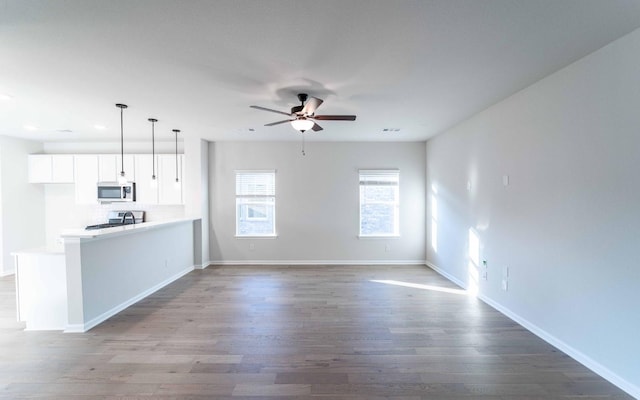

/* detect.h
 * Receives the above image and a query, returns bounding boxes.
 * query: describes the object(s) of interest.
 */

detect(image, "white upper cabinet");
[98,154,135,182]
[28,154,74,183]
[74,155,99,204]
[158,154,183,205]
[133,154,159,205]
[28,153,182,205]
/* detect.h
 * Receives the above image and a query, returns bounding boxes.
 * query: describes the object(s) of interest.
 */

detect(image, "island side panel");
[78,221,195,331]
[64,239,85,332]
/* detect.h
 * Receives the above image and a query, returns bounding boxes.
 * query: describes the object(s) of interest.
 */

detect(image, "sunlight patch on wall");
[467,228,480,296]
[431,194,438,252]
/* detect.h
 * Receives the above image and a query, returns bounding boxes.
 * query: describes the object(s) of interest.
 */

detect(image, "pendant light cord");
[172,129,180,182]
[175,131,178,181]
[120,106,124,175]
[149,118,157,179]
[152,121,155,177]
[115,104,128,180]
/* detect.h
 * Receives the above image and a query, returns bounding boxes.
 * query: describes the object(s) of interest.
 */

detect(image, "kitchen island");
[14,217,201,332]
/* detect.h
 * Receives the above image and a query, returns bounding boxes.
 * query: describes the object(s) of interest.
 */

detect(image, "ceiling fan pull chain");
[301,133,306,156]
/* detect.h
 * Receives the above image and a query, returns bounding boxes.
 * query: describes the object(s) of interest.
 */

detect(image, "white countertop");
[59,217,201,241]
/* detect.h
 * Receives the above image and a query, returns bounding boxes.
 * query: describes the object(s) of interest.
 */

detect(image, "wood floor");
[0,265,632,399]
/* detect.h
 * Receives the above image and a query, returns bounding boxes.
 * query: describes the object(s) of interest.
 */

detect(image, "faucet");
[121,211,136,225]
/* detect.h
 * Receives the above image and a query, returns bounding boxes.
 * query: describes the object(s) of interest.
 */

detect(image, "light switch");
[503,175,509,186]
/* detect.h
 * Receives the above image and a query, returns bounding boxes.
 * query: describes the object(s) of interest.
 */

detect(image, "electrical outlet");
[385,244,390,252]
[249,243,255,251]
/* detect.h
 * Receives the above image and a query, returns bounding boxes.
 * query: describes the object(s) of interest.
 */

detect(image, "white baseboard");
[209,259,426,266]
[425,260,640,399]
[425,261,466,289]
[194,262,209,270]
[64,265,194,333]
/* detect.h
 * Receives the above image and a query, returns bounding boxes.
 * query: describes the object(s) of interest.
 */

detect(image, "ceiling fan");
[250,93,356,133]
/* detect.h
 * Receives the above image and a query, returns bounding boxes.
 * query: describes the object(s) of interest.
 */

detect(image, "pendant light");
[172,129,180,188]
[116,103,128,184]
[148,118,158,188]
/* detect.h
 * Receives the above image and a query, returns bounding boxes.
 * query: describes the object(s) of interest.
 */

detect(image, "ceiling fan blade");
[312,123,323,132]
[250,105,291,116]
[264,119,292,126]
[302,97,323,115]
[313,115,357,121]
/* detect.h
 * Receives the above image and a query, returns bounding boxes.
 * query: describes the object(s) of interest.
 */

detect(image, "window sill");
[235,235,278,239]
[358,235,400,239]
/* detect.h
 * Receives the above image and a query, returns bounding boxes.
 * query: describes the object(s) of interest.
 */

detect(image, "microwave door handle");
[122,187,126,199]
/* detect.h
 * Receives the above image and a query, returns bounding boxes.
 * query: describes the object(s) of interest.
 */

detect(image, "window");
[359,170,400,237]
[236,171,276,236]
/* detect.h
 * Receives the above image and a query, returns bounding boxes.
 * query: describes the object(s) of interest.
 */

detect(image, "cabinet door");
[98,155,117,182]
[74,155,99,204]
[133,154,159,204]
[51,155,74,183]
[98,154,134,182]
[28,155,52,183]
[158,154,183,205]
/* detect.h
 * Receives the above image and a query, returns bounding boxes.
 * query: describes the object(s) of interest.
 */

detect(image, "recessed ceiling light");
[94,124,107,130]
[23,124,38,131]
[0,93,13,101]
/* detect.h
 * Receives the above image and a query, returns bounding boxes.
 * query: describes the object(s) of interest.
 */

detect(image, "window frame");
[358,169,400,238]
[235,170,277,238]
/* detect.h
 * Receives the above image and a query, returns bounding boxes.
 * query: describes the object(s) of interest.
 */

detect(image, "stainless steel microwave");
[97,182,136,202]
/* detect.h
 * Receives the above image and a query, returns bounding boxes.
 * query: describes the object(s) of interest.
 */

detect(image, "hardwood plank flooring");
[0,265,632,399]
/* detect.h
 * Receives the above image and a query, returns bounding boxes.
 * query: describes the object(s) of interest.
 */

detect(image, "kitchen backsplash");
[44,184,185,248]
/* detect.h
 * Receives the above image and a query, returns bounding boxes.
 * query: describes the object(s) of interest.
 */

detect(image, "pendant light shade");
[116,103,128,184]
[148,118,158,188]
[172,129,180,188]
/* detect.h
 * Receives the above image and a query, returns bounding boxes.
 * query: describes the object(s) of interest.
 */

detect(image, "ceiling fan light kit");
[291,118,314,132]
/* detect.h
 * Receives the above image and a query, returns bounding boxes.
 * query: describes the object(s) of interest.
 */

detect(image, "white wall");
[184,138,210,268]
[426,28,640,397]
[209,141,425,264]
[0,136,45,275]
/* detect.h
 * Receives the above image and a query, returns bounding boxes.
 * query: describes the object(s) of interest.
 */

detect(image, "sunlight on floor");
[370,279,468,296]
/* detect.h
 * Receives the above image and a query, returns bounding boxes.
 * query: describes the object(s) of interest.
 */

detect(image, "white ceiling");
[2,0,640,144]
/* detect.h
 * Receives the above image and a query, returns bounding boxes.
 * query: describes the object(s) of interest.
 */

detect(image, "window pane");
[236,172,275,196]
[359,170,399,236]
[236,197,275,236]
[360,203,397,235]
